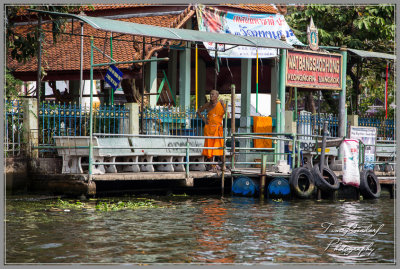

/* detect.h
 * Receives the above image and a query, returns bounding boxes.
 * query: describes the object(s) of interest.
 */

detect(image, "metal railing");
[5,99,24,157]
[38,101,130,156]
[140,106,206,136]
[358,117,395,140]
[297,111,339,138]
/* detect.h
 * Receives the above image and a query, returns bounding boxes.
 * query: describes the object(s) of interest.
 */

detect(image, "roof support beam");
[179,45,191,110]
[239,58,252,165]
[339,46,348,138]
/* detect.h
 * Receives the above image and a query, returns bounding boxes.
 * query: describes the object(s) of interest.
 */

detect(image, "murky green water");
[5,194,395,264]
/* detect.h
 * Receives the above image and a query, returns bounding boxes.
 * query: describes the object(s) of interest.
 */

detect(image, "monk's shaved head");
[210,89,219,96]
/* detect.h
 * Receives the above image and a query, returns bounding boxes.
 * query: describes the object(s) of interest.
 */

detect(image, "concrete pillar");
[270,60,279,118]
[238,58,252,165]
[23,99,39,158]
[285,110,296,134]
[179,46,191,110]
[339,46,348,137]
[348,115,358,127]
[148,56,158,107]
[279,48,287,135]
[126,103,139,134]
[167,50,178,99]
[197,57,207,108]
[278,46,287,160]
[240,58,252,130]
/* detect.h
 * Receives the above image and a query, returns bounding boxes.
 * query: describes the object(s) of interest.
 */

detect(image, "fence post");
[126,103,139,135]
[23,99,39,159]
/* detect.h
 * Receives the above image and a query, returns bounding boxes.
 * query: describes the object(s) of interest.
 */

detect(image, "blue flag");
[104,65,123,91]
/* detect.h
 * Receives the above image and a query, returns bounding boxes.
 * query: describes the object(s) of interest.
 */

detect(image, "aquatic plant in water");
[95,200,159,211]
[50,199,160,212]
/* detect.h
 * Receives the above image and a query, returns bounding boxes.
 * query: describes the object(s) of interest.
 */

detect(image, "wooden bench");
[54,136,143,174]
[134,136,206,172]
[54,136,211,174]
[374,142,396,172]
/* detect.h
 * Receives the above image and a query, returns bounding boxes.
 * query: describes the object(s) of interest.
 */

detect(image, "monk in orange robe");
[197,90,226,170]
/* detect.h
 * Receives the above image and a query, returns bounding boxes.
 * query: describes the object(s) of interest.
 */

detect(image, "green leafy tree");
[5,68,23,100]
[6,5,93,99]
[6,5,91,63]
[286,4,395,116]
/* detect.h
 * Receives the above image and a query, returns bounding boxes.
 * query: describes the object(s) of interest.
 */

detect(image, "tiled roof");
[7,14,182,74]
[84,4,153,11]
[220,4,278,14]
[8,4,278,78]
[13,5,85,17]
[12,4,152,18]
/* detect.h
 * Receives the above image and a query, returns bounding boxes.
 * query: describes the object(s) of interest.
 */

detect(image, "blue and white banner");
[196,5,303,58]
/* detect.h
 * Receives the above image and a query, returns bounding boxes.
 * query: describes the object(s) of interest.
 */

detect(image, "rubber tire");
[312,164,340,192]
[359,169,381,199]
[289,167,315,199]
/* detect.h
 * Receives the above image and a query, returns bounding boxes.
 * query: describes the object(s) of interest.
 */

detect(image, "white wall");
[251,93,271,116]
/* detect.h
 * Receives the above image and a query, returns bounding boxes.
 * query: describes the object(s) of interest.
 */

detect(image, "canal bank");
[6,155,395,201]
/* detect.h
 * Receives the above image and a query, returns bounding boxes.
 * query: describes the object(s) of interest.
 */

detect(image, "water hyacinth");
[50,198,160,212]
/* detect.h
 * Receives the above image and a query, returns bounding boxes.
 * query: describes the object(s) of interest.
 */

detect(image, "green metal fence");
[140,106,206,136]
[358,116,395,140]
[39,101,130,156]
[297,112,339,137]
[5,99,24,156]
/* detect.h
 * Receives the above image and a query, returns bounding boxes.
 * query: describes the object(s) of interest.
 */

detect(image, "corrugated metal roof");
[348,48,396,60]
[28,9,293,50]
[295,44,396,60]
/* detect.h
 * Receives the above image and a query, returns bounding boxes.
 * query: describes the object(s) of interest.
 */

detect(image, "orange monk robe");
[202,101,226,159]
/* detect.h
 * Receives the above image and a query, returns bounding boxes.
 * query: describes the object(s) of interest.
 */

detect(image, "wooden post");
[221,104,228,196]
[231,84,236,188]
[231,84,236,171]
[319,121,328,172]
[260,154,267,200]
[36,15,42,137]
[140,37,145,134]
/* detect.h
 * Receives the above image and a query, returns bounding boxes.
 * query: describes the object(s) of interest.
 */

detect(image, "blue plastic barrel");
[232,176,259,196]
[267,177,291,198]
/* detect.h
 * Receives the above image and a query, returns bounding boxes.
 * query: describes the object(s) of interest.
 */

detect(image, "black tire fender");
[289,167,315,198]
[359,169,381,199]
[312,164,340,192]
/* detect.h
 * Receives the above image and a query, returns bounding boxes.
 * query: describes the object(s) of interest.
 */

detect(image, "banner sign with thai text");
[196,5,303,58]
[286,50,342,90]
[105,65,123,91]
[349,126,377,170]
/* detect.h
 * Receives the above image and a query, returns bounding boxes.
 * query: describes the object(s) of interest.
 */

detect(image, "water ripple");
[5,195,395,264]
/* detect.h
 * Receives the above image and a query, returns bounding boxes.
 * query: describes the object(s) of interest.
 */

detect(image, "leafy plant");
[5,68,23,99]
[6,5,90,63]
[95,200,159,211]
[50,198,161,212]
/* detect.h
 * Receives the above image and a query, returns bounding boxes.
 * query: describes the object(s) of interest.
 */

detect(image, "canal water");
[5,194,395,264]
